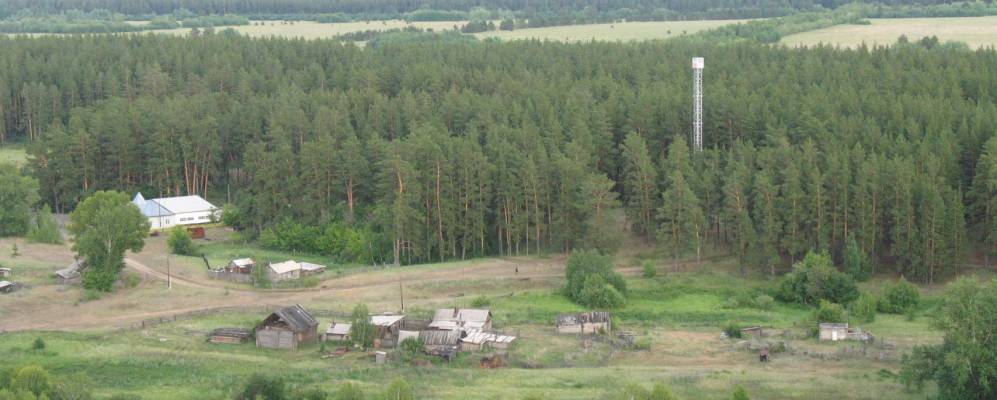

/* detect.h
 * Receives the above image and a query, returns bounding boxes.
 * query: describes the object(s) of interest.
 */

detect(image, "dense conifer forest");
[0,32,993,281]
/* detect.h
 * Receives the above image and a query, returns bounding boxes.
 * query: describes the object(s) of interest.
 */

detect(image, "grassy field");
[781,16,997,49]
[476,20,749,42]
[1,229,951,399]
[138,20,465,39]
[0,145,27,166]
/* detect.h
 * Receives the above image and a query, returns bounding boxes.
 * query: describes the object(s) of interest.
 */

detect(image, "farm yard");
[781,16,997,49]
[0,227,958,399]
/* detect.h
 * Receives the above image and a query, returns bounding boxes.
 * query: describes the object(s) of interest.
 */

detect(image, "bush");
[350,304,375,350]
[470,295,491,308]
[633,337,652,351]
[843,236,870,281]
[723,323,743,339]
[577,274,626,309]
[731,386,750,400]
[235,374,286,400]
[878,277,920,314]
[120,272,141,288]
[777,251,858,306]
[851,293,877,323]
[167,227,196,256]
[383,378,413,400]
[642,261,657,279]
[27,205,63,244]
[14,365,49,396]
[336,382,364,400]
[31,338,45,350]
[754,294,775,310]
[811,300,846,336]
[565,249,626,307]
[400,337,424,356]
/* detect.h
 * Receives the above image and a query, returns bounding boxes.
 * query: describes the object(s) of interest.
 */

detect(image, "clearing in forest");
[781,16,997,49]
[475,19,750,42]
[138,19,466,39]
[0,146,27,166]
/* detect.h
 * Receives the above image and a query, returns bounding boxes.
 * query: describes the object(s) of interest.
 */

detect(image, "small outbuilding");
[325,322,352,342]
[818,323,850,341]
[740,326,764,339]
[256,304,319,350]
[226,258,255,274]
[419,329,463,359]
[429,308,492,331]
[555,312,611,334]
[300,262,327,276]
[186,226,206,239]
[0,267,11,277]
[209,328,252,344]
[268,260,302,282]
[0,281,16,294]
[460,330,516,352]
[55,259,86,284]
[371,314,405,348]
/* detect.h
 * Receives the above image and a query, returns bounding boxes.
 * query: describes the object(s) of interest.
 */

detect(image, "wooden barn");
[555,312,612,334]
[209,328,252,344]
[226,258,255,274]
[255,305,318,350]
[371,314,405,348]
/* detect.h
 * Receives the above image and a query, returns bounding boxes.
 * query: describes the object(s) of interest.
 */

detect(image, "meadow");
[0,226,953,399]
[781,16,997,49]
[0,145,27,166]
[139,20,465,39]
[475,20,749,42]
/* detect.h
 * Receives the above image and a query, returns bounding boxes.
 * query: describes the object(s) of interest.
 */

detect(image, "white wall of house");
[149,211,215,230]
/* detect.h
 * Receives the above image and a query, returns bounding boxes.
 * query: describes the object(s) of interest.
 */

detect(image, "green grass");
[0,145,27,167]
[781,16,997,49]
[475,20,750,42]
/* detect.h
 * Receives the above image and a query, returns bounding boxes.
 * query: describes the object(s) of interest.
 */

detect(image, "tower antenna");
[692,57,704,152]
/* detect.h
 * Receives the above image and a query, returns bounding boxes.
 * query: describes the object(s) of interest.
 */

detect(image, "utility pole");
[167,255,172,290]
[399,278,405,312]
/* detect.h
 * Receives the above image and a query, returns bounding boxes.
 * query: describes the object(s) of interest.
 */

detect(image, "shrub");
[470,295,491,308]
[383,378,413,400]
[350,304,375,350]
[642,261,657,279]
[14,365,49,396]
[577,274,626,309]
[851,293,877,323]
[843,236,870,281]
[400,337,424,355]
[236,373,286,400]
[293,388,328,400]
[31,338,45,350]
[336,382,364,400]
[754,294,775,310]
[565,249,626,307]
[731,386,750,400]
[878,277,920,314]
[811,300,846,336]
[27,205,63,244]
[723,323,743,339]
[633,337,652,351]
[777,251,858,306]
[167,227,196,256]
[120,272,141,288]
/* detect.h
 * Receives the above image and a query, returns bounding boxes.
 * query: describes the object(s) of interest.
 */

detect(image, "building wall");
[269,269,300,282]
[148,210,216,230]
[819,327,849,341]
[556,324,583,334]
[257,328,297,349]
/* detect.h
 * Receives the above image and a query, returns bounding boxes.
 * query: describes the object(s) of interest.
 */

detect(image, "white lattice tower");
[692,57,704,152]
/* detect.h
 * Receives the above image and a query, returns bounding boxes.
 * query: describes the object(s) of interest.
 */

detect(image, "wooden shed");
[300,262,327,276]
[255,305,319,350]
[740,326,764,339]
[325,322,352,342]
[0,281,16,294]
[460,330,516,352]
[0,267,11,278]
[429,308,492,331]
[225,258,255,274]
[267,260,301,282]
[209,328,252,344]
[556,312,611,334]
[419,329,463,359]
[54,259,85,284]
[818,323,849,341]
[371,314,405,348]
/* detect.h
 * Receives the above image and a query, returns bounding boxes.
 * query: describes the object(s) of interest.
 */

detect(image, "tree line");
[0,33,991,277]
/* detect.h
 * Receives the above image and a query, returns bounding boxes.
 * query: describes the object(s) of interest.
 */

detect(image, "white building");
[132,193,219,230]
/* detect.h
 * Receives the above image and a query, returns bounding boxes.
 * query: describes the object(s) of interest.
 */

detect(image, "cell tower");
[692,57,704,152]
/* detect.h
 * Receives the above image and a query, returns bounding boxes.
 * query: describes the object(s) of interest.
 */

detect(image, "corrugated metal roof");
[264,304,318,332]
[371,315,404,327]
[461,329,516,345]
[268,260,301,274]
[231,258,255,267]
[327,322,352,335]
[300,262,326,272]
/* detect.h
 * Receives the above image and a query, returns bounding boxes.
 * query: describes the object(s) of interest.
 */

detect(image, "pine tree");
[658,170,705,263]
[620,132,658,239]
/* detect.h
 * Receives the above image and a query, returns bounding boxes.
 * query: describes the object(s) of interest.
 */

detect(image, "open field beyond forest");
[134,20,466,39]
[0,145,27,166]
[475,20,750,42]
[781,16,997,49]
[0,227,977,399]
